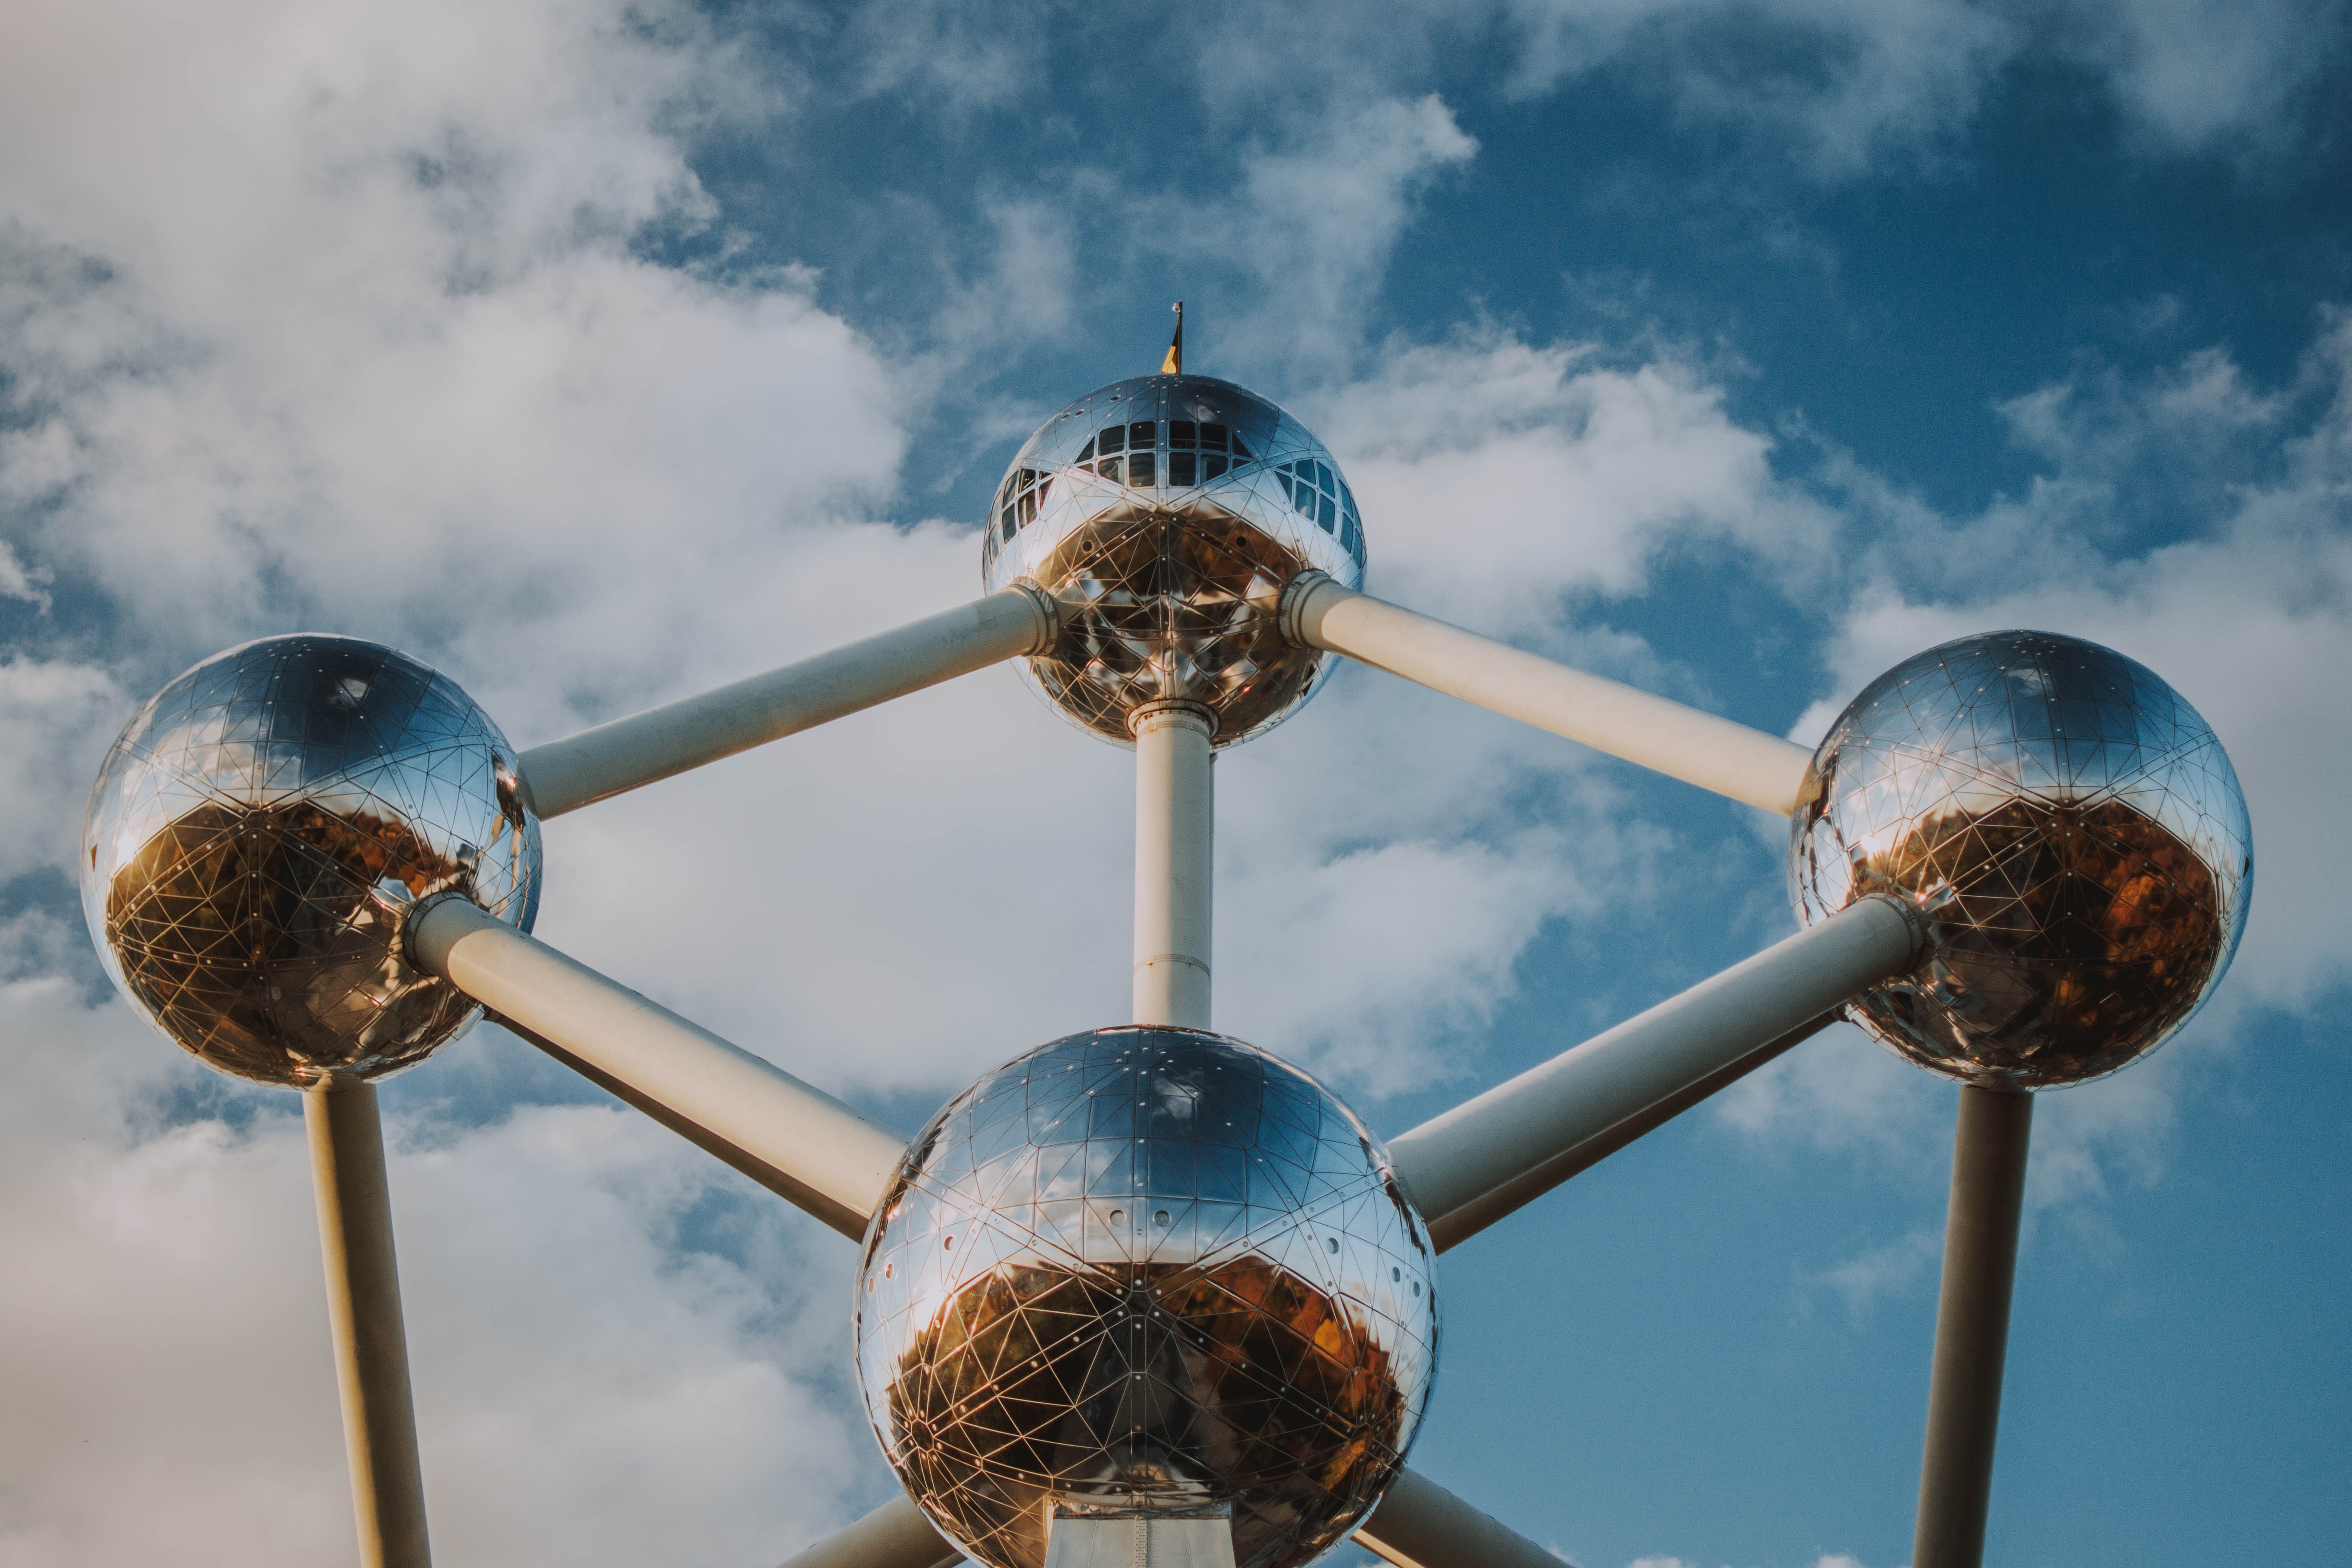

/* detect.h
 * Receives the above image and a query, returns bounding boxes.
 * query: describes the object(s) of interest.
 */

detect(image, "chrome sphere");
[855,1027,1436,1568]
[980,374,1366,748]
[1791,630,2251,1089]
[80,634,542,1087]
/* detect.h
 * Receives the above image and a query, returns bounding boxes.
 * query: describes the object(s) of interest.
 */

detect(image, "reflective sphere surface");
[1791,630,2251,1088]
[980,374,1366,748]
[856,1027,1436,1568]
[81,635,541,1087]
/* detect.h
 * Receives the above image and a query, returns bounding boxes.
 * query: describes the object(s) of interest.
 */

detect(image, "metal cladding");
[80,634,542,1087]
[981,374,1366,748]
[1790,629,2251,1089]
[855,1027,1437,1568]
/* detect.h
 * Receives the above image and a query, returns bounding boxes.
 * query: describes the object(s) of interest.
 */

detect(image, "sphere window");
[1127,450,1155,487]
[1096,456,1122,483]
[1168,451,1197,487]
[1170,421,1198,447]
[1127,420,1157,450]
[1098,425,1126,453]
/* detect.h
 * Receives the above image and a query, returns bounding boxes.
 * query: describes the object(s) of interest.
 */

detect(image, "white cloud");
[0,919,876,1568]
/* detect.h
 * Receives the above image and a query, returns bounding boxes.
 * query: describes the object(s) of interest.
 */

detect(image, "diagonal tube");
[1355,1467,1570,1568]
[410,898,906,1240]
[1387,896,1922,1251]
[1281,573,1815,817]
[1912,1084,2034,1568]
[774,1494,962,1568]
[306,1081,432,1568]
[519,585,1056,818]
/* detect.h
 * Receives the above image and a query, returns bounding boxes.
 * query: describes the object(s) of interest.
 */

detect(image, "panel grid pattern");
[81,634,542,1086]
[1791,629,2251,1087]
[857,1028,1437,1568]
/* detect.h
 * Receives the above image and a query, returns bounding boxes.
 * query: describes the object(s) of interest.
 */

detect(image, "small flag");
[1161,301,1183,375]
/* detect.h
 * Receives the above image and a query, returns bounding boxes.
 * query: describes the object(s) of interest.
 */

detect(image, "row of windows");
[991,430,1361,565]
[1076,420,1253,461]
[1276,459,1363,560]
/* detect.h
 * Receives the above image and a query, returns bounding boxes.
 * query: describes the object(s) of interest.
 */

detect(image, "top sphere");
[981,374,1365,748]
[1790,629,2251,1089]
[855,1026,1436,1568]
[80,634,541,1087]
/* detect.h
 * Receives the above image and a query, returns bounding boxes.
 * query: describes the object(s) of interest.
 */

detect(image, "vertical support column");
[1912,1084,2034,1568]
[1131,701,1215,1030]
[306,1081,433,1568]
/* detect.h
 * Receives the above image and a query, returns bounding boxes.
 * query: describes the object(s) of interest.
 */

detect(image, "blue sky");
[2,3,2348,1566]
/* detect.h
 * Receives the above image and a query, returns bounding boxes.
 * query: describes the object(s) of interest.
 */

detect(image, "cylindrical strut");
[305,1081,432,1568]
[1913,1084,2034,1568]
[1131,702,1215,1030]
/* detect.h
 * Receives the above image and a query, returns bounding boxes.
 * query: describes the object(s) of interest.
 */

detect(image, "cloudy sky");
[4,2,2349,1565]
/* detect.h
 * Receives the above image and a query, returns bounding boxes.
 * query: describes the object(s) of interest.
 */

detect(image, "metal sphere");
[80,634,542,1087]
[1790,629,2252,1089]
[855,1027,1437,1568]
[980,374,1366,748]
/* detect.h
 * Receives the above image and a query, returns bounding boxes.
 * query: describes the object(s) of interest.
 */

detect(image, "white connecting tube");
[1355,1468,1565,1568]
[1132,702,1216,1031]
[1388,895,1923,1249]
[774,1495,961,1568]
[410,898,906,1239]
[1283,573,1816,817]
[520,584,1057,818]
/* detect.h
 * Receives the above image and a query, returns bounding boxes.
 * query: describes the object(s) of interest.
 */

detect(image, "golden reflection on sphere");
[80,635,541,1087]
[855,1028,1437,1568]
[980,374,1366,748]
[1791,630,2251,1089]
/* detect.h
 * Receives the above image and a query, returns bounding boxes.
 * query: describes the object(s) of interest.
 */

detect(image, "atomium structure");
[80,319,2251,1568]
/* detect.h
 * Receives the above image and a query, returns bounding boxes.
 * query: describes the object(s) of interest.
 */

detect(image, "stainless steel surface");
[1354,1467,1568,1568]
[412,895,906,1239]
[1281,573,1814,816]
[774,1494,962,1568]
[981,374,1365,748]
[520,586,1056,818]
[856,1026,1437,1568]
[1388,897,1922,1252]
[1791,629,2253,1088]
[81,634,541,1086]
[1913,1085,2033,1568]
[1045,1511,1237,1568]
[306,1081,432,1568]
[1132,703,1215,1030]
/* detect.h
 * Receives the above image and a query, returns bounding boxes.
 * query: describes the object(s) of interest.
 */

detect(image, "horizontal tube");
[776,1494,961,1568]
[1356,1467,1565,1568]
[1388,896,1920,1249]
[1284,575,1815,817]
[412,898,906,1239]
[520,585,1055,818]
